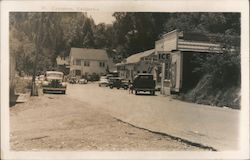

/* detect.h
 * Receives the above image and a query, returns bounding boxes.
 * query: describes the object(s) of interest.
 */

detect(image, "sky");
[87,12,115,24]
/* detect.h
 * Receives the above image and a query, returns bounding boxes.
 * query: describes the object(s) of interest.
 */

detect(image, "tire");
[117,87,120,89]
[110,86,113,89]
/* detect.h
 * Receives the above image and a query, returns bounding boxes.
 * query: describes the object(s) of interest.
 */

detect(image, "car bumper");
[134,88,155,91]
[43,87,66,91]
[99,83,108,85]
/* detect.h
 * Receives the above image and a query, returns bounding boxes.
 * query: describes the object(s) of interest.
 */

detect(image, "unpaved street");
[66,83,239,151]
[10,88,206,151]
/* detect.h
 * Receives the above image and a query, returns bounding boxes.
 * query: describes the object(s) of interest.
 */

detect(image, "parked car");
[35,76,40,86]
[69,77,78,84]
[132,73,156,95]
[39,75,45,82]
[42,71,67,94]
[79,78,88,84]
[109,77,128,90]
[99,76,109,87]
[35,74,45,86]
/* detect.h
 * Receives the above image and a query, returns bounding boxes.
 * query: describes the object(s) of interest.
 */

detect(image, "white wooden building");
[69,48,110,78]
[116,49,158,81]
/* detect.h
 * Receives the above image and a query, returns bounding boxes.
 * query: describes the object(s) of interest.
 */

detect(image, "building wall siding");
[70,60,107,76]
[155,30,178,52]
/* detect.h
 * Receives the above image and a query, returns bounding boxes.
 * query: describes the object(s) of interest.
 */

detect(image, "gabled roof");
[125,49,155,64]
[69,48,109,61]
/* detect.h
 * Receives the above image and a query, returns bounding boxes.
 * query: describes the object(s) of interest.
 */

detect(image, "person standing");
[128,80,134,94]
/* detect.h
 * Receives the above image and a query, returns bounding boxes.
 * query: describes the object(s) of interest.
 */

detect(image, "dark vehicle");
[69,77,78,84]
[42,71,67,94]
[132,73,156,95]
[109,77,128,90]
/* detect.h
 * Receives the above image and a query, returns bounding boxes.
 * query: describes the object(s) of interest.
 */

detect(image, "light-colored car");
[99,76,109,87]
[79,78,88,84]
[36,75,45,86]
[42,71,67,94]
[39,75,45,82]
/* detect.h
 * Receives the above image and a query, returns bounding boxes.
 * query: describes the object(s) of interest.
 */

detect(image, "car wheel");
[117,87,120,89]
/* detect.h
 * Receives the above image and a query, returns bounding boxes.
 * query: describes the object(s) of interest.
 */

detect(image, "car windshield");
[46,72,63,78]
[137,75,153,80]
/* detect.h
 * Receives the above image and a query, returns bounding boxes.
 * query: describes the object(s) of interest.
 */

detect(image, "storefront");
[155,29,222,95]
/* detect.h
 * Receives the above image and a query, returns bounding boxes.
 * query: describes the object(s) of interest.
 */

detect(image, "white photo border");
[1,0,249,159]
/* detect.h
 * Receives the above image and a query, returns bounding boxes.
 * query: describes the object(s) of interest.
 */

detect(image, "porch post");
[161,62,165,94]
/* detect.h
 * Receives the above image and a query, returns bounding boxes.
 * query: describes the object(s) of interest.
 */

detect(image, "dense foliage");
[10,12,112,75]
[10,12,240,74]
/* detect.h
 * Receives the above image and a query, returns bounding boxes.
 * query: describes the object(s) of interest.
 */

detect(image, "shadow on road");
[133,93,158,96]
[43,92,66,95]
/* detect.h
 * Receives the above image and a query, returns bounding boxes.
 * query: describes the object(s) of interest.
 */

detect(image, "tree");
[112,12,159,57]
[82,18,95,48]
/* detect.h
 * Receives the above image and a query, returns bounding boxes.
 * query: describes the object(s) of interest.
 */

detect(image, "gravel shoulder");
[10,93,207,151]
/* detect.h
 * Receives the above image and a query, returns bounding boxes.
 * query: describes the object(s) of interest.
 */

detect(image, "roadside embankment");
[180,75,240,109]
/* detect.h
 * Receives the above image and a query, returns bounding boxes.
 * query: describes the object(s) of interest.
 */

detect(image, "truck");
[132,73,156,95]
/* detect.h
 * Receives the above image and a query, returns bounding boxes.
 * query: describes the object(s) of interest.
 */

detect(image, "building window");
[99,61,105,67]
[84,61,90,66]
[75,59,81,66]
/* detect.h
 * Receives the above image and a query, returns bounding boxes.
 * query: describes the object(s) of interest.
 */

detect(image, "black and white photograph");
[1,0,249,160]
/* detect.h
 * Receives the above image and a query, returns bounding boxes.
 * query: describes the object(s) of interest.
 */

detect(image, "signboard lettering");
[157,51,170,61]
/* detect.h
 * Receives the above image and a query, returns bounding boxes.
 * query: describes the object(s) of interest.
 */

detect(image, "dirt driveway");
[10,92,206,151]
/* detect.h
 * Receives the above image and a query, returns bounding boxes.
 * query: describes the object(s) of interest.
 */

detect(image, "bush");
[183,52,241,109]
[194,52,240,89]
[15,76,32,94]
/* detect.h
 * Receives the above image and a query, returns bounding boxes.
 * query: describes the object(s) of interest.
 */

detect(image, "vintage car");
[99,76,109,87]
[42,71,67,94]
[79,78,88,84]
[69,77,78,84]
[109,77,128,90]
[39,75,45,82]
[132,73,156,95]
[35,74,45,86]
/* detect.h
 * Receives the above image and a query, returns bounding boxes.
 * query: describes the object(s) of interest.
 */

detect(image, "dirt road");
[66,83,239,151]
[10,91,206,151]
